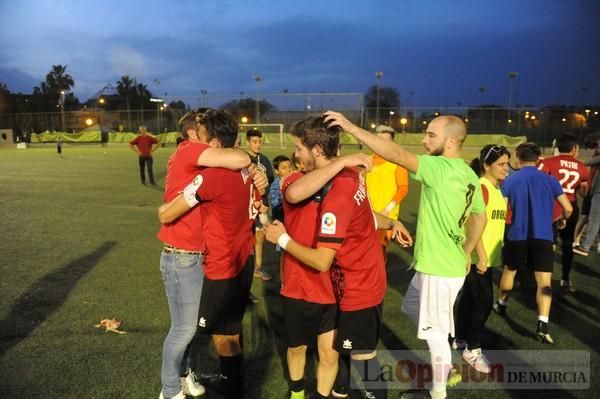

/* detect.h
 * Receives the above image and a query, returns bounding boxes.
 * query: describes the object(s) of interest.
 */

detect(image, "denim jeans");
[159,251,204,398]
[582,193,600,251]
[139,155,155,184]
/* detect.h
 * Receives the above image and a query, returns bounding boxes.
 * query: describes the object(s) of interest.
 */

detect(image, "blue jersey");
[502,166,564,242]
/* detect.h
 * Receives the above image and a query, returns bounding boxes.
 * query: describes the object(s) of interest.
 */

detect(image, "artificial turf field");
[0,143,598,399]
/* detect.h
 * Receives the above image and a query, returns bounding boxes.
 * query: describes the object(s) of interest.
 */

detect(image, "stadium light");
[241,116,248,123]
[150,98,164,103]
[85,118,93,126]
[400,117,408,133]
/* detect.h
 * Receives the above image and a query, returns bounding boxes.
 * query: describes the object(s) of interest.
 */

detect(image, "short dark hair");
[246,129,262,140]
[291,116,340,159]
[515,142,541,162]
[273,155,291,170]
[177,107,238,147]
[556,133,578,153]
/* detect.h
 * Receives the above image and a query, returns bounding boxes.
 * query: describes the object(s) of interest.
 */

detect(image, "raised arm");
[323,111,419,173]
[264,220,336,272]
[198,147,251,169]
[285,153,372,204]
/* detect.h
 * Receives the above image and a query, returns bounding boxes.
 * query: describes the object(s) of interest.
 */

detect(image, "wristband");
[385,201,397,213]
[278,233,291,250]
[182,175,203,207]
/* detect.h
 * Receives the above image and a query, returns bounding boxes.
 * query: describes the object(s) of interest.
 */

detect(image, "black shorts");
[503,239,554,273]
[557,202,579,244]
[283,297,337,348]
[334,304,382,355]
[197,261,254,335]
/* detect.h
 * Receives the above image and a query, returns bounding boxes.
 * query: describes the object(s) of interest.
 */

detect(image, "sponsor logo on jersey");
[321,212,337,235]
[198,317,206,328]
[342,339,353,350]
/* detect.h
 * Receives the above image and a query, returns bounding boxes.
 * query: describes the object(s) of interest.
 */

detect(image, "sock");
[314,393,328,399]
[426,337,451,395]
[333,354,351,395]
[219,354,243,399]
[538,315,549,324]
[290,377,305,392]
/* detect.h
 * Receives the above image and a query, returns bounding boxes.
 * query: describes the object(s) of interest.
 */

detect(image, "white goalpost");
[239,123,285,149]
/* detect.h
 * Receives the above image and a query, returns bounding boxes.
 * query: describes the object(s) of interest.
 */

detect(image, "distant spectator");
[129,125,159,185]
[57,137,63,159]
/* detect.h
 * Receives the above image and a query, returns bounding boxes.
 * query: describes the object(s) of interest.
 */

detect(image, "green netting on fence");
[29,131,527,148]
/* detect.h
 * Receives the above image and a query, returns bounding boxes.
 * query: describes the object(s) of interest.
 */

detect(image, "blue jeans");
[582,193,600,251]
[159,251,204,398]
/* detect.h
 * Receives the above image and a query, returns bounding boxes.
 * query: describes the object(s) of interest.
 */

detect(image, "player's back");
[157,141,210,251]
[538,154,588,202]
[317,167,386,311]
[197,167,256,279]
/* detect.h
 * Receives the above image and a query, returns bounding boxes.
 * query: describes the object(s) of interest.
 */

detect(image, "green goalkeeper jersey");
[411,155,485,277]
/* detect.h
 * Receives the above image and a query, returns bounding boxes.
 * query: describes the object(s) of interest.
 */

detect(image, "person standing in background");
[130,125,159,185]
[366,125,409,260]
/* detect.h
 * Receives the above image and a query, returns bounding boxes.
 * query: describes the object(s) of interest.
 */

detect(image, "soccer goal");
[239,123,285,149]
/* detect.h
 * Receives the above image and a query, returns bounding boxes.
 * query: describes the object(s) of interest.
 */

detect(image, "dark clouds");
[0,0,599,106]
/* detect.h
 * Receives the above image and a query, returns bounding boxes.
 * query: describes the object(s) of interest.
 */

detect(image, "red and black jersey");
[157,141,209,251]
[196,167,257,280]
[316,168,386,311]
[539,154,588,218]
[280,172,336,304]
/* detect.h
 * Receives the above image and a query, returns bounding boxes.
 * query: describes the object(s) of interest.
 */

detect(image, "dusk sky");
[1,0,599,108]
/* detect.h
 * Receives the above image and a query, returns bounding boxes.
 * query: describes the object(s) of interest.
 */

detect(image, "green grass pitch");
[0,144,598,398]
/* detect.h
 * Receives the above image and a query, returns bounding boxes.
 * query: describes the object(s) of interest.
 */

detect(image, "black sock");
[314,393,329,399]
[290,377,305,392]
[362,358,387,399]
[333,354,351,394]
[219,354,244,399]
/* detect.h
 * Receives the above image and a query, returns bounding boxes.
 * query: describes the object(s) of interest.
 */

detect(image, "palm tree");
[135,83,152,123]
[46,65,74,91]
[116,76,135,130]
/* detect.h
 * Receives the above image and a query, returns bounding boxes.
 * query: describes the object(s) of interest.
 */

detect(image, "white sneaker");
[462,347,491,373]
[181,369,205,397]
[560,279,576,293]
[159,390,186,399]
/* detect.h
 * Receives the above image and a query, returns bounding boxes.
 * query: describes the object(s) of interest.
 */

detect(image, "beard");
[428,139,446,156]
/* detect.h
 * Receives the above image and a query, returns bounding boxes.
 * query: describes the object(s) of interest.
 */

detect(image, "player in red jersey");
[265,116,412,399]
[538,133,589,292]
[156,108,265,399]
[158,113,264,399]
[279,153,376,399]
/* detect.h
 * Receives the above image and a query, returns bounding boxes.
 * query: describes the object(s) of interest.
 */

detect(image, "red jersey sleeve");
[316,174,356,251]
[481,184,489,205]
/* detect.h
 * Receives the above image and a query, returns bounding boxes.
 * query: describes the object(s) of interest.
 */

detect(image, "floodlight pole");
[507,72,519,132]
[375,71,383,126]
[254,75,262,123]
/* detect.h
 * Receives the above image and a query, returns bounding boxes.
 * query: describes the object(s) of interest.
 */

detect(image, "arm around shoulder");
[198,147,251,169]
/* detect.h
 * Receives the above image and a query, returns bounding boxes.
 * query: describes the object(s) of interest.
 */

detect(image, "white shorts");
[401,272,465,340]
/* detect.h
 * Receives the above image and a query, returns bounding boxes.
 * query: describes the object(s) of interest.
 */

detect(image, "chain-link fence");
[1,91,598,146]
